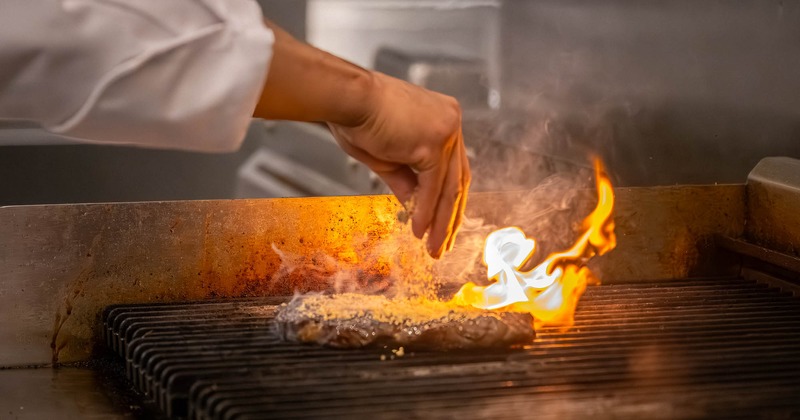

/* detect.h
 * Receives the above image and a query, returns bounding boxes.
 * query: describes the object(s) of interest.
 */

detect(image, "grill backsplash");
[5,157,800,367]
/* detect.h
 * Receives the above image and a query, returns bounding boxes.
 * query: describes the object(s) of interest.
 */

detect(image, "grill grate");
[103,278,800,419]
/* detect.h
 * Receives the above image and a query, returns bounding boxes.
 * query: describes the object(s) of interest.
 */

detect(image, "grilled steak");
[274,294,535,351]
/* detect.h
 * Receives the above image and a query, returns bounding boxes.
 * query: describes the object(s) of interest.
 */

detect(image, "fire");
[451,159,616,328]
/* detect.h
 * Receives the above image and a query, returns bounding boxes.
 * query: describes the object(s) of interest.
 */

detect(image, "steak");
[274,293,535,351]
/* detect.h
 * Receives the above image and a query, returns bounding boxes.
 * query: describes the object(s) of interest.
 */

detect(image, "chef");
[0,0,470,259]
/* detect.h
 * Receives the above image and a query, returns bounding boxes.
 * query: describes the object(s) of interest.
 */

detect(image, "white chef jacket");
[0,0,273,152]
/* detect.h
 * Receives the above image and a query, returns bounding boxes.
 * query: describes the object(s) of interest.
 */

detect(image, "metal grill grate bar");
[104,278,800,419]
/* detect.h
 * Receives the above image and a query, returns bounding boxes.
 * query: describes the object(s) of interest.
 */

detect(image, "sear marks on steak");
[274,294,535,351]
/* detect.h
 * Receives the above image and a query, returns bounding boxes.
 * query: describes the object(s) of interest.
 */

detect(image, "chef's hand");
[253,20,470,258]
[328,72,470,258]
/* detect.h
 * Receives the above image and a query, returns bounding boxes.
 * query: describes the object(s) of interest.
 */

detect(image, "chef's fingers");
[425,133,463,258]
[444,132,471,252]
[411,138,454,241]
[373,165,418,205]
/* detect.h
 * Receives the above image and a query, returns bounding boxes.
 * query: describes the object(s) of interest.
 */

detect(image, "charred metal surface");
[593,185,744,281]
[464,185,745,283]
[0,196,423,366]
[746,157,800,257]
[716,235,800,275]
[105,278,800,419]
[1,185,745,366]
[741,268,800,298]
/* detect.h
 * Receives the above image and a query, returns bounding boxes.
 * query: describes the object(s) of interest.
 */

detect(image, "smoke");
[269,113,601,301]
[269,168,598,301]
[269,222,437,299]
[432,167,597,297]
[430,216,492,294]
[423,78,612,295]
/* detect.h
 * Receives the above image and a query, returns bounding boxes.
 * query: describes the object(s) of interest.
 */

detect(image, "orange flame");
[451,159,616,328]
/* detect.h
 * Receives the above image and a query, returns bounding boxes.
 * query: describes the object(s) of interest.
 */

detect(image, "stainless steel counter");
[0,367,134,419]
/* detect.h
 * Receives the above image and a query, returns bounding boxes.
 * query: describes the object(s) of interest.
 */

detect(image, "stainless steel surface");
[237,148,359,198]
[500,1,800,186]
[1,186,745,366]
[238,121,387,198]
[462,185,745,284]
[0,196,420,366]
[0,368,133,419]
[717,235,800,276]
[307,0,501,102]
[595,185,744,281]
[374,48,490,109]
[746,156,800,256]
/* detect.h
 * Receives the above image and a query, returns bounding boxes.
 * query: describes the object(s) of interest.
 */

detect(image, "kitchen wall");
[307,0,501,99]
[498,0,800,186]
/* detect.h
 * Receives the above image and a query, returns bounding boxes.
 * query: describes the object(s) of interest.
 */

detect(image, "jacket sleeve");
[0,0,273,152]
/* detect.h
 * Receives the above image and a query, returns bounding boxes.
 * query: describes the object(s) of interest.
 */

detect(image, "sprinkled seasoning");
[290,294,509,326]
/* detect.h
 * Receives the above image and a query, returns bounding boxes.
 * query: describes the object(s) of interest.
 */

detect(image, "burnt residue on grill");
[50,233,102,364]
[6,196,422,365]
[104,278,800,419]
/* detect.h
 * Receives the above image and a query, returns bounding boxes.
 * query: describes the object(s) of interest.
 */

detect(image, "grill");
[104,277,800,419]
[6,157,800,418]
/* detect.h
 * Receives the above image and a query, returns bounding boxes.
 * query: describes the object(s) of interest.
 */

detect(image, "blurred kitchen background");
[2,0,800,205]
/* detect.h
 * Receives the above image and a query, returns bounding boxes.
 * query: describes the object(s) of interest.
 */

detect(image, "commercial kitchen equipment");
[2,157,800,418]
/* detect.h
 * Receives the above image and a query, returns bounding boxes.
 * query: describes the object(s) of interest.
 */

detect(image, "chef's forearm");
[253,20,375,127]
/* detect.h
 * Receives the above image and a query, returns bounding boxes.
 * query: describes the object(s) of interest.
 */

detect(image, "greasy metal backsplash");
[0,196,425,366]
[0,187,744,366]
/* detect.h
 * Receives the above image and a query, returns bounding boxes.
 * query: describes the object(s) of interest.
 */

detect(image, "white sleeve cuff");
[49,0,274,153]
